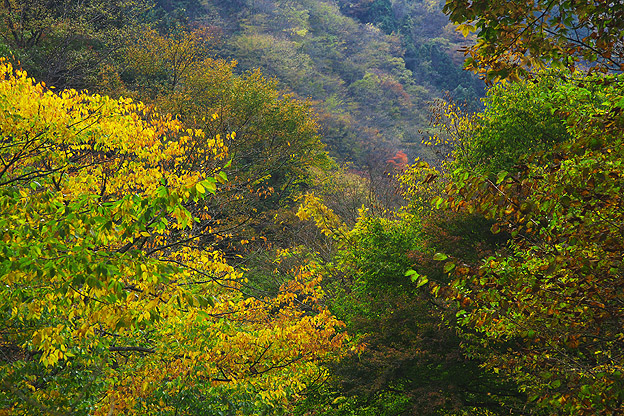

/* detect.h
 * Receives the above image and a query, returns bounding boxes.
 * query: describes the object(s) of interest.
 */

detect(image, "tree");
[0,61,346,415]
[337,0,396,33]
[441,72,574,175]
[444,0,624,80]
[433,71,624,415]
[117,28,329,256]
[296,194,524,415]
[0,0,151,89]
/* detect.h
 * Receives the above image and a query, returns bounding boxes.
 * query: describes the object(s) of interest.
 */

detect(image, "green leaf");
[406,270,428,288]
[433,253,448,261]
[415,275,428,288]
[496,170,508,184]
[200,179,217,194]
[196,310,212,321]
[432,196,444,209]
[197,295,215,308]
[443,262,456,273]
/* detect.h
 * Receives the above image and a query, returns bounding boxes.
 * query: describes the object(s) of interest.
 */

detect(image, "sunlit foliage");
[0,62,346,415]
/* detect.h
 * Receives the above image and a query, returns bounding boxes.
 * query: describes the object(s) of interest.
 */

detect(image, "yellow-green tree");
[0,61,346,415]
[430,72,624,415]
[116,28,329,256]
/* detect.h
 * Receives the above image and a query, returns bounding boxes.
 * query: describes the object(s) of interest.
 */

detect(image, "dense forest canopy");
[207,0,484,165]
[1,0,623,415]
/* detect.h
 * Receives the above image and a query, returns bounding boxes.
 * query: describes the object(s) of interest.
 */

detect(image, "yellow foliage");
[297,193,348,240]
[397,159,444,214]
[0,61,345,414]
[422,98,477,166]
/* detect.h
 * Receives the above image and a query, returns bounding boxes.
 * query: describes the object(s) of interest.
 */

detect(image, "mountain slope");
[196,0,483,167]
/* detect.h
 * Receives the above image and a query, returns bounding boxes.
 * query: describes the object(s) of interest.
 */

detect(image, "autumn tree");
[422,4,624,410]
[444,0,624,80]
[294,192,525,415]
[0,62,346,415]
[429,71,624,415]
[116,28,329,257]
[435,73,576,175]
[0,0,155,89]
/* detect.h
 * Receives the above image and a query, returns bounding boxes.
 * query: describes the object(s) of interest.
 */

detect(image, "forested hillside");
[1,0,623,416]
[169,0,484,166]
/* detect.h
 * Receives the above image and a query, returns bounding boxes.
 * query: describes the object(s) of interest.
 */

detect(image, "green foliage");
[449,72,575,174]
[338,0,396,33]
[339,0,485,107]
[111,28,330,255]
[214,0,478,168]
[0,0,153,89]
[444,0,624,80]
[439,71,624,415]
[297,194,525,415]
[154,0,206,20]
[337,213,420,291]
